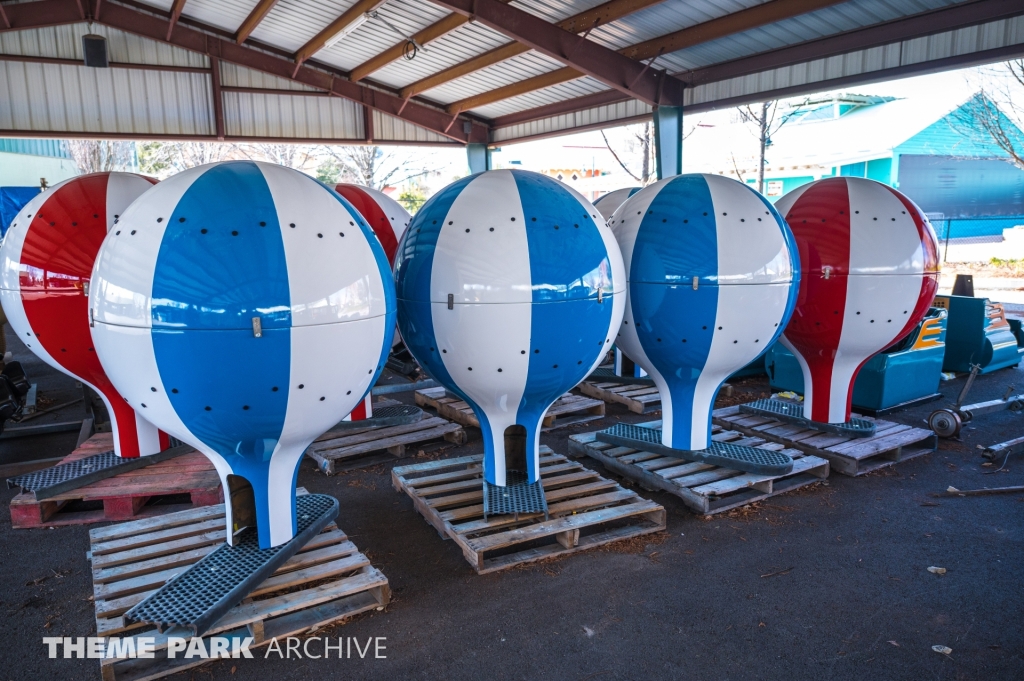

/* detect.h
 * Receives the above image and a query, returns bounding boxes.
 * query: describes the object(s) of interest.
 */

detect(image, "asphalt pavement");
[1,328,1022,681]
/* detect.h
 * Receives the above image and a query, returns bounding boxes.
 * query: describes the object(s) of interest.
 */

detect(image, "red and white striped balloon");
[775,177,939,423]
[0,172,169,457]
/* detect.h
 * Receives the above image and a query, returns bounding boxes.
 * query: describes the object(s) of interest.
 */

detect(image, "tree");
[62,140,136,173]
[736,101,785,193]
[398,184,427,214]
[602,123,655,185]
[138,141,235,178]
[323,145,433,190]
[950,61,1024,170]
[236,143,317,171]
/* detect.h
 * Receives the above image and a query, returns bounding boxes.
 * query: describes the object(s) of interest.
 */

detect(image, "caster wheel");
[928,409,962,438]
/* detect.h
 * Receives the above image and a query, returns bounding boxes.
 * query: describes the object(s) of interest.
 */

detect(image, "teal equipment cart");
[932,295,1024,374]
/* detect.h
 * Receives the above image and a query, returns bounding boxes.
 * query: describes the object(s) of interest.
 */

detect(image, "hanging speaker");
[82,34,109,68]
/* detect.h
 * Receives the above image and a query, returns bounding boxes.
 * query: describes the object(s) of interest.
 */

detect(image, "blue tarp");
[0,187,40,236]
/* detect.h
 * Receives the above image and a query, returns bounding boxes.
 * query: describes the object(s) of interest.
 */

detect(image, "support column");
[467,143,491,175]
[653,105,682,180]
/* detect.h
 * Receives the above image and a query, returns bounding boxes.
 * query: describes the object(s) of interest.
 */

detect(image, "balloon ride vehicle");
[740,177,939,435]
[395,169,624,515]
[597,173,799,475]
[88,161,395,634]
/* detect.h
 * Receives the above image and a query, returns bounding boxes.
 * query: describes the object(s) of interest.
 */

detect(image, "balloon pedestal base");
[392,447,666,574]
[483,473,548,520]
[332,403,424,431]
[569,420,829,516]
[596,423,794,476]
[124,494,339,637]
[7,445,191,500]
[739,398,877,438]
[89,489,389,681]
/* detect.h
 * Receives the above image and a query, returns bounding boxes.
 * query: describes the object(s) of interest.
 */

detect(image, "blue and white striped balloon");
[90,161,395,549]
[593,186,641,222]
[395,170,625,486]
[610,174,799,450]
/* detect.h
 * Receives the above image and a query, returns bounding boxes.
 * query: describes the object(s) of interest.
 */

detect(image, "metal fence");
[931,215,1024,263]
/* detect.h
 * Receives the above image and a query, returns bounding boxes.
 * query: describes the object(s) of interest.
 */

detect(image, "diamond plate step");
[596,423,794,476]
[124,493,339,636]
[483,471,549,518]
[331,404,423,431]
[587,367,655,386]
[6,444,192,500]
[739,399,876,438]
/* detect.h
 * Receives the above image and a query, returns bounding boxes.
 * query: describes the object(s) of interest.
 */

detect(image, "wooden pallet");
[391,447,666,574]
[568,421,829,515]
[415,387,605,431]
[9,434,222,529]
[305,412,466,475]
[89,489,389,681]
[713,405,938,476]
[578,381,662,414]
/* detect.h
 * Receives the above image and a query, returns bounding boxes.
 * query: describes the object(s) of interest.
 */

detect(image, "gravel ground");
[1,328,1022,681]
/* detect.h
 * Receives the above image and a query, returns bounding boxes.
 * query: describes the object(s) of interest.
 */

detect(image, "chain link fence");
[931,215,1024,263]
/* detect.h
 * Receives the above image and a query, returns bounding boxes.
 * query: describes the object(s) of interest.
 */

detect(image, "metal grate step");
[124,493,338,636]
[596,423,794,476]
[332,404,423,431]
[739,399,875,437]
[7,445,191,500]
[483,471,548,518]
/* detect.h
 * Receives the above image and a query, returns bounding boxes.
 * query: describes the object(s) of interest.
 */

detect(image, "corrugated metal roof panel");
[223,91,363,139]
[219,62,318,91]
[372,110,455,143]
[248,0,356,54]
[0,60,213,135]
[0,23,208,68]
[491,97,651,143]
[171,0,258,34]
[473,76,606,118]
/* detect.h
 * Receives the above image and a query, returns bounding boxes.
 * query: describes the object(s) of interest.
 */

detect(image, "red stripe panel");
[19,174,144,458]
[780,178,852,423]
[335,185,400,264]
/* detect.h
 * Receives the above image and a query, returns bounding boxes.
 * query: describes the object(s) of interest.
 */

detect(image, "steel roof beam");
[0,0,489,144]
[393,0,662,96]
[234,0,280,45]
[291,0,383,73]
[165,0,187,41]
[442,0,847,114]
[350,1,515,84]
[429,0,684,109]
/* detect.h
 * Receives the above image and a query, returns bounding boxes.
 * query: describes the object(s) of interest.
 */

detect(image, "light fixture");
[323,12,371,49]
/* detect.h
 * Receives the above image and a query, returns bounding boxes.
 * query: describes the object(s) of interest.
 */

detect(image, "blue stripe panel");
[151,162,291,329]
[631,175,718,285]
[520,297,613,480]
[511,170,607,302]
[631,283,718,447]
[152,327,290,547]
[151,161,292,548]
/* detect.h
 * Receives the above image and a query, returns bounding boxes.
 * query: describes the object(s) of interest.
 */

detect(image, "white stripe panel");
[89,321,234,488]
[779,334,816,419]
[104,173,156,232]
[430,170,532,305]
[269,316,385,545]
[689,283,793,449]
[705,174,793,284]
[608,178,670,278]
[260,163,389,326]
[91,164,208,328]
[847,178,927,275]
[432,301,532,487]
[831,273,924,422]
[594,187,637,222]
